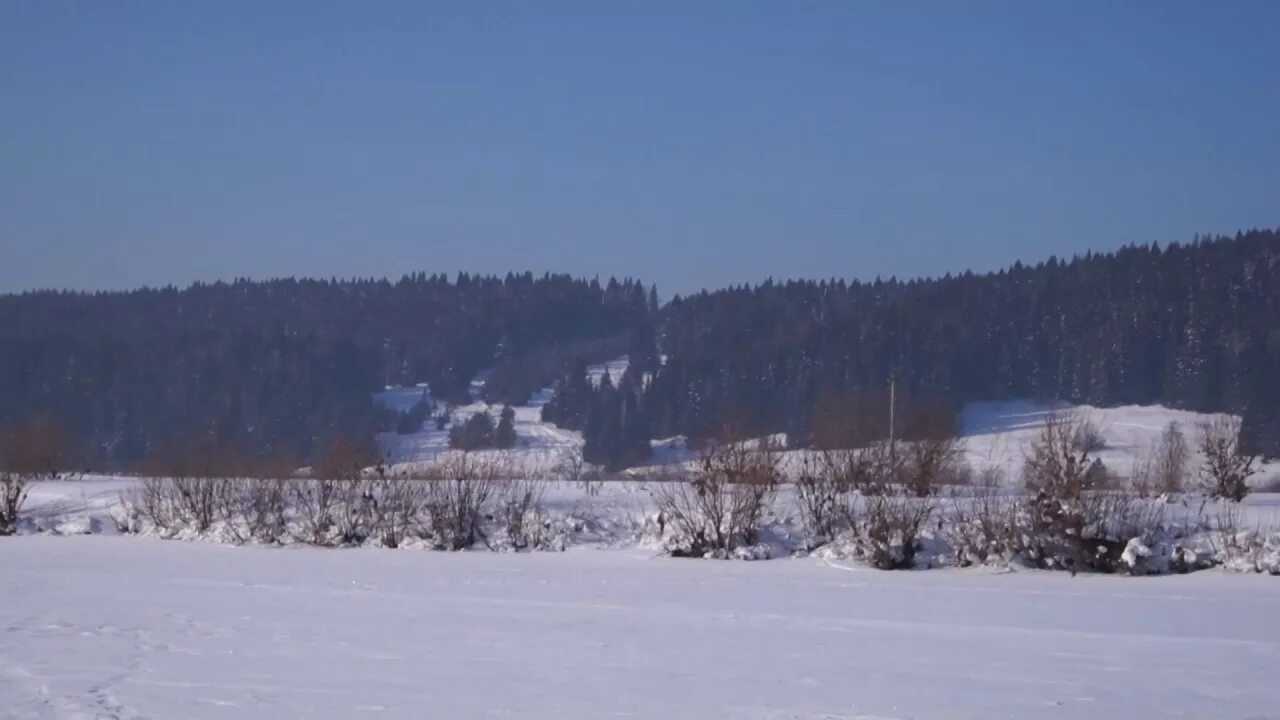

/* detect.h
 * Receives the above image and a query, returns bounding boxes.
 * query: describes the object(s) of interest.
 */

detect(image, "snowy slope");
[376,360,1280,489]
[2,536,1279,720]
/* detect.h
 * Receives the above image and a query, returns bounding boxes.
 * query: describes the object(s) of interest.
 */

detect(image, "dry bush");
[286,435,377,545]
[1132,422,1191,497]
[424,451,503,550]
[1197,417,1257,502]
[1014,413,1170,573]
[240,477,289,543]
[554,448,600,496]
[1129,454,1156,498]
[901,436,962,498]
[1154,422,1189,494]
[835,443,899,496]
[856,491,935,569]
[794,452,849,545]
[292,476,342,545]
[1022,413,1098,498]
[0,420,67,535]
[316,435,379,544]
[497,472,550,550]
[651,436,781,556]
[945,485,1017,566]
[367,464,428,549]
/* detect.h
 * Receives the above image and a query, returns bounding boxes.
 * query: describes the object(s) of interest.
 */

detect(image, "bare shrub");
[856,491,935,569]
[974,465,1005,488]
[831,443,898,496]
[945,486,1017,566]
[497,472,550,550]
[315,435,379,544]
[1016,413,1168,573]
[1154,422,1189,494]
[794,453,848,546]
[240,477,289,543]
[293,476,342,545]
[554,448,599,496]
[424,452,502,550]
[1129,454,1156,498]
[0,420,67,535]
[901,436,961,497]
[1197,417,1257,502]
[1131,422,1190,497]
[651,436,781,556]
[367,464,427,549]
[1022,413,1097,498]
[0,471,32,536]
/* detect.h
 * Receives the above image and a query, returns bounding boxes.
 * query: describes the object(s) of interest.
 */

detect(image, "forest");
[548,229,1280,466]
[2,230,1278,470]
[0,273,655,467]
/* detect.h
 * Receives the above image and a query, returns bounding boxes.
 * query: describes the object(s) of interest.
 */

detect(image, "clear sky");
[3,1,1277,296]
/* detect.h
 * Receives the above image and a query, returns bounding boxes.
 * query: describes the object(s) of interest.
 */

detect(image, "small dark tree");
[495,406,517,449]
[449,411,496,451]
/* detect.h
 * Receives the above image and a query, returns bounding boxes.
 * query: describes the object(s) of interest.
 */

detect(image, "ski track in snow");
[3,537,1280,720]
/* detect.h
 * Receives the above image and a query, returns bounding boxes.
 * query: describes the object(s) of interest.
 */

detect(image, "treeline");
[0,273,656,467]
[541,229,1280,460]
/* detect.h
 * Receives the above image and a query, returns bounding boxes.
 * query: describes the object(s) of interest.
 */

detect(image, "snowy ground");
[3,536,1279,720]
[6,393,1280,718]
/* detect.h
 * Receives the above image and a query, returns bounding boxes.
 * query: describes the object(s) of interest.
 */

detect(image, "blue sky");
[3,1,1277,295]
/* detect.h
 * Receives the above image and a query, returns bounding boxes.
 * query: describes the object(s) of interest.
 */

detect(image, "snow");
[375,366,1280,489]
[6,395,1280,716]
[957,400,1274,486]
[3,535,1279,720]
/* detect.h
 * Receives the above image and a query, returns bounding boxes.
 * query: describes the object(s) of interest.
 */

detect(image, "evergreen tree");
[495,405,517,449]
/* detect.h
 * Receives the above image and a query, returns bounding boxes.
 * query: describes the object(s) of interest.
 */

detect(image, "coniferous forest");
[565,229,1280,463]
[2,230,1279,469]
[0,273,654,467]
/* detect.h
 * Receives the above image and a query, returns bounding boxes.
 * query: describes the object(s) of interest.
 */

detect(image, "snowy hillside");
[376,359,1280,490]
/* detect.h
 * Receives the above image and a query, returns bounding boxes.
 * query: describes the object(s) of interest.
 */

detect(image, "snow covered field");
[5,396,1280,718]
[4,535,1280,720]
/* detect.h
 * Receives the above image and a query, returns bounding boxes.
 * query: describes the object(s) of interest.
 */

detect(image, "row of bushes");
[115,453,560,551]
[648,414,1276,574]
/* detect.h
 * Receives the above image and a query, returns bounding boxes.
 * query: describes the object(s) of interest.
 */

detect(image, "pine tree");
[495,405,517,449]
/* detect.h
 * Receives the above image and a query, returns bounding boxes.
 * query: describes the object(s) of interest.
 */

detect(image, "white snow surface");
[6,396,1280,718]
[3,535,1280,720]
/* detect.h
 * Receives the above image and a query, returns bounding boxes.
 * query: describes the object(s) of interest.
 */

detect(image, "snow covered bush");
[1002,413,1177,573]
[853,491,935,569]
[423,452,502,550]
[944,485,1018,567]
[651,437,780,556]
